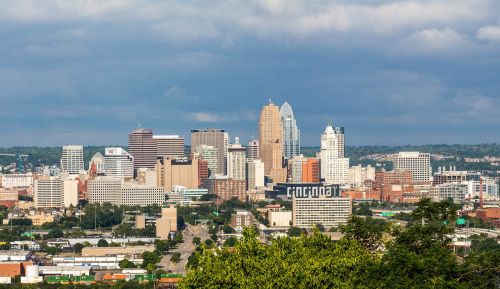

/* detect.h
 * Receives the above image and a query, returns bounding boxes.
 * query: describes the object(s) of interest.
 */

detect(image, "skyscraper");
[280,102,300,159]
[195,145,218,177]
[105,147,134,180]
[60,145,84,174]
[191,129,228,175]
[259,100,286,183]
[227,137,246,181]
[154,135,185,159]
[334,126,345,158]
[320,122,349,184]
[247,159,265,189]
[393,152,432,183]
[34,176,63,208]
[246,139,260,162]
[156,157,200,192]
[129,128,157,170]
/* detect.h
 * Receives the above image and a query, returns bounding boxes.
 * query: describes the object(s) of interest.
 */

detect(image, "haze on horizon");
[1,0,500,147]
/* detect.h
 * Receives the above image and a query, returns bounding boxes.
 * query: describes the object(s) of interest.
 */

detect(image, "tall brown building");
[156,157,199,192]
[191,129,228,175]
[129,128,157,170]
[198,159,209,187]
[259,101,286,183]
[154,135,185,159]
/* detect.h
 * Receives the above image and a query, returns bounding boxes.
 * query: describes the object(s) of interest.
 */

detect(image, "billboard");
[272,183,340,199]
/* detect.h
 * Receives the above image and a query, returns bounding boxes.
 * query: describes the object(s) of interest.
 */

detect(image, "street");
[159,223,209,274]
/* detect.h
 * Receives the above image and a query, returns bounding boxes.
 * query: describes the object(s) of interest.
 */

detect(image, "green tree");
[11,218,32,227]
[223,236,237,247]
[354,202,373,216]
[145,263,157,274]
[97,239,109,247]
[45,246,58,255]
[174,232,184,243]
[192,237,201,245]
[73,243,84,254]
[221,225,235,234]
[154,239,171,254]
[187,252,199,269]
[47,228,64,239]
[170,252,181,263]
[204,239,214,248]
[287,226,302,237]
[340,216,388,252]
[314,223,325,232]
[155,269,167,279]
[178,227,373,288]
[142,251,160,268]
[119,259,136,269]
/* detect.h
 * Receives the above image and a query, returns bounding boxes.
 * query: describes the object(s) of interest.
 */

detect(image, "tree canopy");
[179,199,499,289]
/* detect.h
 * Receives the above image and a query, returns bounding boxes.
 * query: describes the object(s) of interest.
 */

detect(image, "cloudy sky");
[1,0,500,147]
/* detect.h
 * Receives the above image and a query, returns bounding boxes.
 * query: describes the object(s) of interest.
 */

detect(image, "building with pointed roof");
[280,102,300,159]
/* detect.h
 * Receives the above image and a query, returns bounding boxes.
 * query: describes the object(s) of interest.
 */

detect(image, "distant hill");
[1,144,499,175]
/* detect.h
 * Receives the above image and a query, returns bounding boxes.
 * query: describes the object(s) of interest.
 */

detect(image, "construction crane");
[0,153,29,173]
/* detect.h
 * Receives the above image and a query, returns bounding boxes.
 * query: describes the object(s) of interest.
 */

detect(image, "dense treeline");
[179,199,500,289]
[1,144,499,170]
[0,146,111,170]
[0,282,153,289]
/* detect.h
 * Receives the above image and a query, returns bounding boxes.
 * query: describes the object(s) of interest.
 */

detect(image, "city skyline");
[1,0,500,147]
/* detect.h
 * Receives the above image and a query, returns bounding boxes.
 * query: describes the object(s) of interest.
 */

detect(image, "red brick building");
[202,178,246,204]
[374,170,415,203]
[342,188,381,201]
[476,208,500,228]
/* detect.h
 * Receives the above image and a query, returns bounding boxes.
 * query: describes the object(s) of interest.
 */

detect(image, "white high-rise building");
[34,176,63,208]
[293,196,351,229]
[320,122,349,185]
[280,102,300,159]
[63,178,79,208]
[393,152,432,183]
[60,145,84,174]
[347,165,376,188]
[34,176,79,208]
[195,145,218,177]
[431,183,468,204]
[87,177,122,204]
[247,159,265,189]
[246,140,260,162]
[105,147,134,180]
[227,137,246,181]
[191,129,229,174]
[1,173,33,188]
[87,177,166,206]
[120,182,166,206]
